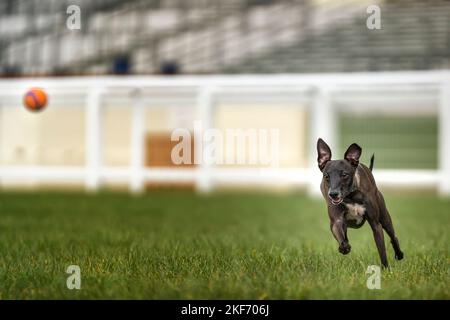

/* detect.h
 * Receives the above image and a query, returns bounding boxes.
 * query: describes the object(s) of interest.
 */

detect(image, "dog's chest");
[344,203,366,225]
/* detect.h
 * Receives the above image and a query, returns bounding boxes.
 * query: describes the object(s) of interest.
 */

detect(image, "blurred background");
[1,1,449,301]
[1,0,449,75]
[0,0,449,194]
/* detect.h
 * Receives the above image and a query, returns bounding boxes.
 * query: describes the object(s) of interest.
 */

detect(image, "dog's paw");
[338,244,351,255]
[395,251,404,260]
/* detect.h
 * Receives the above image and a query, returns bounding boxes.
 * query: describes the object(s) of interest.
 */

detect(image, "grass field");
[0,191,448,299]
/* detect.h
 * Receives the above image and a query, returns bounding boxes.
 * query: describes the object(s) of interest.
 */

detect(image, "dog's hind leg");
[368,219,389,268]
[377,192,404,261]
[380,208,404,261]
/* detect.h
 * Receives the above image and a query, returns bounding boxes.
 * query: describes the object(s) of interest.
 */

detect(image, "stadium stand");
[1,0,449,75]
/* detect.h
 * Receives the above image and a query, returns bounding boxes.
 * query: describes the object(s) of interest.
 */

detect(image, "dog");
[316,138,404,268]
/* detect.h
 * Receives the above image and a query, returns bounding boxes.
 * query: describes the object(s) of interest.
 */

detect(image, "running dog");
[317,138,404,267]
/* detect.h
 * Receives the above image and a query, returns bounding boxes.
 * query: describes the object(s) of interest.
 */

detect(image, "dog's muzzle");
[328,193,343,205]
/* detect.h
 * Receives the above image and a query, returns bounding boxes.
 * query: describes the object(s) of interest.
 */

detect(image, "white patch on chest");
[344,203,366,224]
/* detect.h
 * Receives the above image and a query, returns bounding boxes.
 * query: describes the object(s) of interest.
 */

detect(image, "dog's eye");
[342,173,349,178]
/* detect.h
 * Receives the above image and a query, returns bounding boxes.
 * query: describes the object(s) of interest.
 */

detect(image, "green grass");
[0,191,448,299]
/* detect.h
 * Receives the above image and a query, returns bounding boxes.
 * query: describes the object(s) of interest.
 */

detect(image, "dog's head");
[317,138,361,205]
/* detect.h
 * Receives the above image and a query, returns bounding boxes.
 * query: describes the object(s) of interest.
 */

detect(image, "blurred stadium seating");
[1,0,449,75]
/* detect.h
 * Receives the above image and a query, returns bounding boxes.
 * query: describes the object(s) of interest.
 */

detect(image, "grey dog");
[317,138,404,268]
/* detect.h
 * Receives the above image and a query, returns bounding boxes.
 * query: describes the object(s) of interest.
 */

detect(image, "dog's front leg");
[330,216,351,255]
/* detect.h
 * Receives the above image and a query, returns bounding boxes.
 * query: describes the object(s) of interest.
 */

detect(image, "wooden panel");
[145,132,195,189]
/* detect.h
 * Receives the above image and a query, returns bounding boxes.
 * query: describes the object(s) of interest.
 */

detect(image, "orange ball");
[23,88,48,112]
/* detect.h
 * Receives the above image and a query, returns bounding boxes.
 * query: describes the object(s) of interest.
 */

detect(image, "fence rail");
[0,70,449,195]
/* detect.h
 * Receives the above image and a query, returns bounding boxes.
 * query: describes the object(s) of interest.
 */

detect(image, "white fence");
[0,70,449,195]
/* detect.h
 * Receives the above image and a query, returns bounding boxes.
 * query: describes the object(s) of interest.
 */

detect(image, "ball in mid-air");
[23,88,48,112]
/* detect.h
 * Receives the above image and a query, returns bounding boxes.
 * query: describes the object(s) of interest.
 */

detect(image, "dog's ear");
[344,143,362,167]
[317,138,332,171]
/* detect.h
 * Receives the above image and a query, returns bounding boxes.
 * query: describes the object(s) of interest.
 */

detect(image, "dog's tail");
[369,154,375,171]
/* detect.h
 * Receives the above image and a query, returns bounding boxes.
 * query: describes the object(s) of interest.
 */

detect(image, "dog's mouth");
[329,197,343,205]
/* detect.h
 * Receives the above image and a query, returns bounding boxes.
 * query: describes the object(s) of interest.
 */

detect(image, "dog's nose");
[329,191,339,199]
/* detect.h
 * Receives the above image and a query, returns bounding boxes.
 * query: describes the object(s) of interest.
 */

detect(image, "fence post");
[195,85,214,192]
[308,86,336,196]
[85,87,103,191]
[439,80,450,196]
[130,89,146,193]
